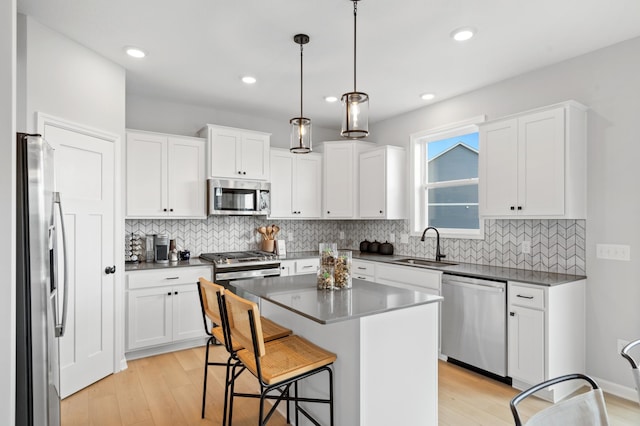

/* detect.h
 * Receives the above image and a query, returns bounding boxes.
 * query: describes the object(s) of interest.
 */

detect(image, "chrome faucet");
[420,227,446,262]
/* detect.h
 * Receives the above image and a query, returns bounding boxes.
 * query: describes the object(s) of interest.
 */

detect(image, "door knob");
[104,265,116,274]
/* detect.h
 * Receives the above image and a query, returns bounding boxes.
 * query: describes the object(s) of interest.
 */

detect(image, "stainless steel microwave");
[207,179,270,215]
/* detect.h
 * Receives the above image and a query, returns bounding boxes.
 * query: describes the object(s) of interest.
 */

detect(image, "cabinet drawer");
[353,260,375,277]
[295,258,319,275]
[509,284,545,310]
[127,266,213,290]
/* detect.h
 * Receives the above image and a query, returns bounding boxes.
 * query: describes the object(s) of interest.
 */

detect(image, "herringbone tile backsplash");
[125,218,586,275]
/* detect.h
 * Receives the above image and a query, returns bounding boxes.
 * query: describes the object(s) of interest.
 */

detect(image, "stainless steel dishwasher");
[441,273,508,379]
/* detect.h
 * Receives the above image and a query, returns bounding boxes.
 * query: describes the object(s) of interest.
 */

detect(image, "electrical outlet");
[389,233,395,243]
[400,233,409,244]
[618,339,630,353]
[521,241,531,254]
[597,244,631,261]
[339,231,345,240]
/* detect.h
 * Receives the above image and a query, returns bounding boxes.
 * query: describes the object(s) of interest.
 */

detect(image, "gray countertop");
[124,257,213,271]
[234,275,442,325]
[125,250,586,286]
[280,251,586,286]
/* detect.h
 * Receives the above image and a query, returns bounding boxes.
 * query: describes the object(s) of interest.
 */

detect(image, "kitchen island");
[234,275,442,426]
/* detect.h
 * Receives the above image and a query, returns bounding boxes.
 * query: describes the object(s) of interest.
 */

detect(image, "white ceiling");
[16,0,640,129]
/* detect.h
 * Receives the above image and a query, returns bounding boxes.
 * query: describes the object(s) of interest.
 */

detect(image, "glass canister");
[334,250,352,289]
[319,243,337,267]
[317,266,336,290]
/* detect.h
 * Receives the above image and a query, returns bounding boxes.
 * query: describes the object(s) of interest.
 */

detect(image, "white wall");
[1,2,16,424]
[372,36,640,391]
[126,94,341,148]
[18,15,125,134]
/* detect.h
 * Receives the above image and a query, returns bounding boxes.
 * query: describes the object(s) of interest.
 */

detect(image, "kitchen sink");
[392,258,458,267]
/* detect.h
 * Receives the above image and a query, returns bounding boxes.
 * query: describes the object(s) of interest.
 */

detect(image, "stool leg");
[201,336,213,418]
[328,367,334,426]
[294,380,299,426]
[222,356,234,426]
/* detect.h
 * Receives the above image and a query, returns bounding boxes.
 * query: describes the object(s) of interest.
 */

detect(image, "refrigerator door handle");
[53,192,69,338]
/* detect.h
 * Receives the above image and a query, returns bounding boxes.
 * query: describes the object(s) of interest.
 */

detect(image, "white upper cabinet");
[359,145,406,219]
[199,124,270,180]
[269,148,322,219]
[126,130,206,219]
[479,101,587,218]
[322,140,375,219]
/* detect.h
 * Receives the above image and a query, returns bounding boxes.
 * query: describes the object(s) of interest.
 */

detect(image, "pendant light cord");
[353,0,358,92]
[300,42,304,117]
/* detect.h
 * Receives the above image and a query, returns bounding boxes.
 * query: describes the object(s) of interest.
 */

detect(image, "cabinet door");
[324,144,355,218]
[294,154,322,218]
[508,306,545,384]
[269,150,294,218]
[359,150,386,218]
[127,287,172,350]
[279,260,294,277]
[479,119,518,216]
[167,137,206,218]
[172,283,207,342]
[240,133,270,180]
[209,127,242,178]
[518,108,565,216]
[126,132,167,217]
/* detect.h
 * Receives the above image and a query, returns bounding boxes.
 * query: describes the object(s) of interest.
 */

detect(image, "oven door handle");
[216,268,281,281]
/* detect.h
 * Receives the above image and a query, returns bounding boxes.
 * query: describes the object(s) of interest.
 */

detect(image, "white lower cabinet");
[126,266,212,355]
[352,259,375,281]
[374,262,442,295]
[279,258,319,277]
[507,280,586,402]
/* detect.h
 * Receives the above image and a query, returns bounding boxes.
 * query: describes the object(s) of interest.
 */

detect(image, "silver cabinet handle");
[302,265,313,269]
[357,266,366,270]
[165,276,180,280]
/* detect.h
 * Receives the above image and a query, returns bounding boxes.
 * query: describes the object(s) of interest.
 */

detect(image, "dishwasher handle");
[443,278,505,293]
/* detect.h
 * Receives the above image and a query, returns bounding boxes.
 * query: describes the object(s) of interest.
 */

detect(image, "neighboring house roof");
[428,142,478,163]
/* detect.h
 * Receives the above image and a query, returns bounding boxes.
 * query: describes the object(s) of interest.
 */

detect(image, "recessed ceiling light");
[450,27,476,42]
[242,76,257,84]
[420,93,435,101]
[125,46,146,58]
[324,96,338,103]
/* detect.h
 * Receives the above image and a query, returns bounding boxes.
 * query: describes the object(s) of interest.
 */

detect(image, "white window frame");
[409,116,486,239]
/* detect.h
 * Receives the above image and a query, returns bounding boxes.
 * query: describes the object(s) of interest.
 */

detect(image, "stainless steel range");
[200,251,281,293]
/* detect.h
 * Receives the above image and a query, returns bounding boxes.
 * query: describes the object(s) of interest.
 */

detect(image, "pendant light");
[290,34,312,153]
[341,0,369,139]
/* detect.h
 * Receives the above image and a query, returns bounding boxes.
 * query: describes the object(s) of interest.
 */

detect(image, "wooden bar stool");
[197,277,291,422]
[223,290,337,426]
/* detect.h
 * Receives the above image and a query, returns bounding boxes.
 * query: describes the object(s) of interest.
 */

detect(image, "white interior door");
[41,120,116,398]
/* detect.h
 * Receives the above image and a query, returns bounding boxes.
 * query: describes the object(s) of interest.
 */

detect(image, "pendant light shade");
[341,0,369,139]
[290,34,312,153]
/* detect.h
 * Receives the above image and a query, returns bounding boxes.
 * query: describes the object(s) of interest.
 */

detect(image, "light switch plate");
[596,244,631,261]
[400,233,409,244]
[521,241,531,254]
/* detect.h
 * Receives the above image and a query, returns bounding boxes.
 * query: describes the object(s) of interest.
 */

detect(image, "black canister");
[359,240,371,252]
[379,241,394,255]
[368,240,381,253]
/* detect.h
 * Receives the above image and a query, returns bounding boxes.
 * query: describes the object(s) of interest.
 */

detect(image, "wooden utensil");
[257,226,267,240]
[266,225,273,240]
[273,225,280,238]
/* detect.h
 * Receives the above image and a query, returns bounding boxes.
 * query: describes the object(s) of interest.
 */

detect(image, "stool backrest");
[198,277,225,326]
[224,291,265,358]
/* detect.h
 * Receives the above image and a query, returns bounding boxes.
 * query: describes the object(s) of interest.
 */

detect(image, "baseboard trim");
[592,375,639,403]
[125,338,208,361]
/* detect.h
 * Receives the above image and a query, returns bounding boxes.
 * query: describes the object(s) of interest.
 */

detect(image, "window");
[410,117,484,238]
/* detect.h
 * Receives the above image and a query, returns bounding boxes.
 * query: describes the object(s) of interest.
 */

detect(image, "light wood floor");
[62,344,640,425]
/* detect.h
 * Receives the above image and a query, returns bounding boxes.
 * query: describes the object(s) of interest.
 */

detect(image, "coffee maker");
[154,234,169,263]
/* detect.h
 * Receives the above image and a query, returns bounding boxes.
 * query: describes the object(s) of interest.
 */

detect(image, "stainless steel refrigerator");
[16,133,68,426]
